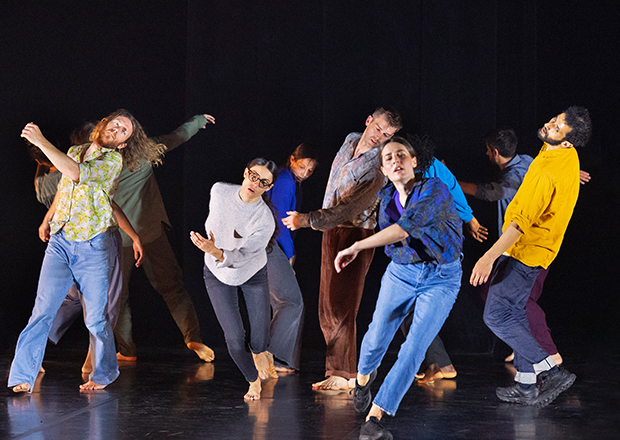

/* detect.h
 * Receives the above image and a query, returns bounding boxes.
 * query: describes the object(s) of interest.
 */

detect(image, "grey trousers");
[266,244,304,370]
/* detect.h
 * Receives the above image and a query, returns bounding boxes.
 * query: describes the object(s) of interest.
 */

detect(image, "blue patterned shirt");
[378,178,463,264]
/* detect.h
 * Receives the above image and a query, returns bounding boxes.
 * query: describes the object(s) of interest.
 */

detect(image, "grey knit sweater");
[203,182,275,286]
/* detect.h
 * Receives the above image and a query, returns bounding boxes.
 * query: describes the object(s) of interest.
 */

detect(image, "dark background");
[1,1,618,361]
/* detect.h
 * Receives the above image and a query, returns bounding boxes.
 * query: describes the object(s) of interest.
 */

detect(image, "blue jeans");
[483,255,556,384]
[203,264,271,383]
[8,230,119,390]
[358,258,462,416]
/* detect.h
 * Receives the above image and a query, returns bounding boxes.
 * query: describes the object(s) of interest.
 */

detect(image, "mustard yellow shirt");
[503,143,580,269]
[50,143,123,241]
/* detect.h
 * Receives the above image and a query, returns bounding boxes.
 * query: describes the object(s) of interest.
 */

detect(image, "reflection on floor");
[1,347,619,439]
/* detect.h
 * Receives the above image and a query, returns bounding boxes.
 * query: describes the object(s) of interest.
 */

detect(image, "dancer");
[335,136,463,439]
[28,126,143,374]
[9,109,148,392]
[266,143,319,372]
[460,128,590,365]
[112,114,216,363]
[471,106,591,406]
[190,158,278,401]
[283,107,401,390]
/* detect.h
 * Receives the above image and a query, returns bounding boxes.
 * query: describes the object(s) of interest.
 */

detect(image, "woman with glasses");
[265,143,318,373]
[190,158,279,401]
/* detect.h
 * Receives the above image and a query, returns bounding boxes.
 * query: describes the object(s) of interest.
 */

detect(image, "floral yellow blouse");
[50,143,123,241]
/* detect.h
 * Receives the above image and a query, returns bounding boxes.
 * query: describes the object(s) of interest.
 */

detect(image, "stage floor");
[2,346,619,439]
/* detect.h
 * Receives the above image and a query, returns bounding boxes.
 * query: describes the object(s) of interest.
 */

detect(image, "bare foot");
[440,364,457,379]
[79,381,107,392]
[117,352,137,362]
[274,365,296,374]
[187,342,215,362]
[312,376,355,390]
[264,352,278,379]
[82,349,92,374]
[12,383,31,393]
[252,351,277,380]
[244,378,262,401]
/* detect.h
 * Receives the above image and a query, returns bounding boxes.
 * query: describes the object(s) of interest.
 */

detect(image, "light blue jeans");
[8,230,119,390]
[358,258,462,416]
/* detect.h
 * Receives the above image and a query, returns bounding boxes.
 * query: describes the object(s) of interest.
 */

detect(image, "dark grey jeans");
[203,264,270,382]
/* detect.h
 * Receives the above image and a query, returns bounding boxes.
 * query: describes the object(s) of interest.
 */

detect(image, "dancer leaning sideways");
[10,109,148,392]
[471,106,592,407]
[335,136,464,440]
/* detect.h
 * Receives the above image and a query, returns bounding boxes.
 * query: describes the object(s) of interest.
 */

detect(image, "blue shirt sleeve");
[423,158,474,223]
[268,169,297,259]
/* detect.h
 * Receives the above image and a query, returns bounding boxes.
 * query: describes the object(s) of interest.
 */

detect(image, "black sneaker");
[359,416,393,440]
[496,383,538,405]
[353,369,377,413]
[534,367,576,407]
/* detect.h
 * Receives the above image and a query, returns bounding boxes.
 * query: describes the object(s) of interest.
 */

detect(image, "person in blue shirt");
[265,143,319,371]
[335,135,463,440]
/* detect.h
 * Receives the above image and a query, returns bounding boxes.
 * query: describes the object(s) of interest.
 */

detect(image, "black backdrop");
[1,1,618,359]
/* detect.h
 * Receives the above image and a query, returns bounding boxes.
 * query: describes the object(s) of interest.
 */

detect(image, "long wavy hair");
[90,109,166,172]
[246,158,280,253]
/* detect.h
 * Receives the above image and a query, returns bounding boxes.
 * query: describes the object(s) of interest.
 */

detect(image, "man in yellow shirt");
[470,106,591,407]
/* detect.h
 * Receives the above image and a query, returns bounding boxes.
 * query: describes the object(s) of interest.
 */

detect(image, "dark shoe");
[496,383,538,405]
[534,367,576,407]
[359,416,393,440]
[354,370,377,413]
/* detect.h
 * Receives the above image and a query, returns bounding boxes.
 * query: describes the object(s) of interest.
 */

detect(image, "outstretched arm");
[153,114,216,153]
[22,123,80,181]
[111,201,143,267]
[334,224,408,272]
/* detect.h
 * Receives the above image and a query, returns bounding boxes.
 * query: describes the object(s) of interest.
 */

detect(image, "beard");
[537,128,564,146]
[95,130,121,149]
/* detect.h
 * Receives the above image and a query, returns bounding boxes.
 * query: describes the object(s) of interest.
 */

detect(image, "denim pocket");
[437,260,462,279]
[88,231,110,251]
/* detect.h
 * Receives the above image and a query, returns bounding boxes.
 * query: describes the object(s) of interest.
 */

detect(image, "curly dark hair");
[563,106,592,147]
[246,158,280,254]
[90,109,166,171]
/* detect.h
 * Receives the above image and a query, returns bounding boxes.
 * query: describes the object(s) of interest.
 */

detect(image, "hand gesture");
[579,170,590,185]
[470,255,494,286]
[133,238,144,267]
[334,246,359,273]
[282,211,301,231]
[201,114,216,128]
[39,219,51,242]
[466,217,488,242]
[21,123,47,148]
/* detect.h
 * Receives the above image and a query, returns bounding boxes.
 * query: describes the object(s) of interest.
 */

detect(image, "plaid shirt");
[379,178,463,264]
[50,143,122,241]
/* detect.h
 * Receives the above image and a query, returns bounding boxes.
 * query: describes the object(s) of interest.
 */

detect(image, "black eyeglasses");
[247,169,272,189]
